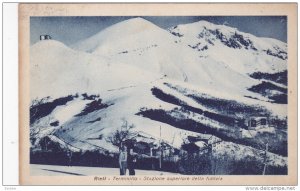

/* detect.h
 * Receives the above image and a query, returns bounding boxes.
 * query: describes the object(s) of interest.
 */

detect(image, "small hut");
[40,35,52,41]
[246,116,268,130]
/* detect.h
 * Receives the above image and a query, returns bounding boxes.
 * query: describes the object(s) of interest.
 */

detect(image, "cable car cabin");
[246,116,268,130]
[40,35,52,41]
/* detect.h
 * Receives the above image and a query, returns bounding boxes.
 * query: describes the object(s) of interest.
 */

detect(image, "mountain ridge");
[29,17,288,174]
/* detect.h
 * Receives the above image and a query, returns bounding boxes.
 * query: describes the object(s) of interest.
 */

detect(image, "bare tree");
[106,119,135,148]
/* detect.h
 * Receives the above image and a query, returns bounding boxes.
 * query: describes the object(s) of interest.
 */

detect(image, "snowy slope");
[30,164,177,176]
[72,17,196,79]
[72,17,179,55]
[168,20,287,75]
[30,18,288,172]
[71,17,263,98]
[31,40,162,100]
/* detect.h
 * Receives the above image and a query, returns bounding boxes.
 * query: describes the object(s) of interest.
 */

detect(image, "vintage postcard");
[19,3,297,185]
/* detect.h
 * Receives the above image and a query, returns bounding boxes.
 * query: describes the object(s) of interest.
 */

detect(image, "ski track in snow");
[30,164,177,176]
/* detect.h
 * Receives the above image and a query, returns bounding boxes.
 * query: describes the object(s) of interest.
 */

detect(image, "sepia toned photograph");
[18,3,297,185]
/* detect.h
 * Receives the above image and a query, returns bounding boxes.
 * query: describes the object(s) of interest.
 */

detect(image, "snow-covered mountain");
[30,18,288,174]
[72,18,267,98]
[167,20,288,104]
[168,20,287,75]
[31,39,162,100]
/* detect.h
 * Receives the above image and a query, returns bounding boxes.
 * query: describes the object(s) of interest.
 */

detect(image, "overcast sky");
[30,16,287,46]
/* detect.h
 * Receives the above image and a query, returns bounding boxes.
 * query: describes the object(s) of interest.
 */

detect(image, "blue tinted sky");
[30,16,287,45]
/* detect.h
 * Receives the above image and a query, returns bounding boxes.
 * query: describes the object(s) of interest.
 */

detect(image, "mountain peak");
[170,20,238,36]
[168,19,287,60]
[31,39,73,55]
[72,17,172,53]
[194,20,236,30]
[71,17,165,53]
[191,20,216,27]
[31,39,68,49]
[106,17,162,34]
[123,17,153,26]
